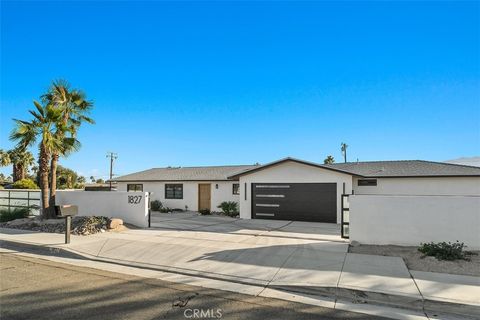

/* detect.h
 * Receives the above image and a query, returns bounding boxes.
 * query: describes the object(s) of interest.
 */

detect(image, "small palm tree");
[42,80,94,209]
[323,155,335,164]
[10,101,79,218]
[0,149,11,167]
[341,142,348,163]
[8,148,35,181]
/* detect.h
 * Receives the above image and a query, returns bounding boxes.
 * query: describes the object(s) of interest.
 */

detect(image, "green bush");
[11,179,39,189]
[0,208,30,222]
[160,207,171,213]
[151,200,163,211]
[199,208,211,215]
[217,201,239,217]
[418,241,469,261]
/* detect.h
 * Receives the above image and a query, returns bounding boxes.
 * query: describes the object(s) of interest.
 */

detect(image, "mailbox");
[57,205,78,217]
[55,205,78,244]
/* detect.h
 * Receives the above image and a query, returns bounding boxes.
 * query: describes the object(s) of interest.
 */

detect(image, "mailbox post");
[65,215,72,244]
[57,205,78,244]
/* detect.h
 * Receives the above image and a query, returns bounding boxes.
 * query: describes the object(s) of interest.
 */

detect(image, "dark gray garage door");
[251,183,337,223]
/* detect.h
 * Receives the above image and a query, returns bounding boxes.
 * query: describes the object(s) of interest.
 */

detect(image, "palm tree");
[0,148,35,182]
[341,142,348,163]
[323,155,335,164]
[8,148,35,181]
[0,149,11,167]
[10,101,79,218]
[42,80,94,210]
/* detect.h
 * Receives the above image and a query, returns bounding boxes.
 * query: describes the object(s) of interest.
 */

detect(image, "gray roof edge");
[330,159,480,177]
[418,159,480,170]
[113,164,259,182]
[114,179,236,182]
[227,157,363,179]
[332,159,480,169]
[360,174,480,178]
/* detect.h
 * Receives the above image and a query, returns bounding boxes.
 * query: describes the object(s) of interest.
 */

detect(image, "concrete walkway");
[1,215,479,319]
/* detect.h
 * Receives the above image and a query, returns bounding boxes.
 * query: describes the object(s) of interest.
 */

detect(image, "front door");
[198,184,211,211]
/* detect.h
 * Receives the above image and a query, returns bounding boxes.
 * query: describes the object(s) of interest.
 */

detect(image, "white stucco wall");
[353,177,480,196]
[116,181,240,212]
[238,161,353,223]
[349,195,480,249]
[56,191,149,227]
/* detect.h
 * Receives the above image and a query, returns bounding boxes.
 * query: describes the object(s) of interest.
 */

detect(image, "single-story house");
[113,157,480,226]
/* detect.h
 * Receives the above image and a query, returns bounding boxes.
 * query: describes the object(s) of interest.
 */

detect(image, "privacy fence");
[0,189,41,215]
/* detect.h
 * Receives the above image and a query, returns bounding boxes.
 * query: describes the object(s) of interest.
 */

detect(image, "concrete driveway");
[140,212,351,297]
[150,211,344,243]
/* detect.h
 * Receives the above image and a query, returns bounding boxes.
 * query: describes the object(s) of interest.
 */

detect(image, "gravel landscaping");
[349,244,480,276]
[0,216,127,235]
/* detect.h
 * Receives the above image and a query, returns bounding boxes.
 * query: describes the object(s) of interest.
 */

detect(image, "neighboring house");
[445,156,480,167]
[84,183,117,191]
[114,157,480,225]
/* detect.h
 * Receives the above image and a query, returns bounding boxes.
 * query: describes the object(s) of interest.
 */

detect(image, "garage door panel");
[252,183,336,223]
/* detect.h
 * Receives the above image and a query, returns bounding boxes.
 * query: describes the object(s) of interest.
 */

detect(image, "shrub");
[11,179,39,189]
[0,208,30,222]
[199,208,211,215]
[217,201,239,217]
[418,241,469,261]
[160,207,171,213]
[151,200,163,212]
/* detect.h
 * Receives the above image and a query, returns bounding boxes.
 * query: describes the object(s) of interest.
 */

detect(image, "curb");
[1,239,479,319]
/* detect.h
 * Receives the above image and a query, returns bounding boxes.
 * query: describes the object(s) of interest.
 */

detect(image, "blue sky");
[1,1,479,179]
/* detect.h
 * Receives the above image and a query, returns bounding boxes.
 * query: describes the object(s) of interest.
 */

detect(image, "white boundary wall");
[349,195,480,249]
[56,191,149,228]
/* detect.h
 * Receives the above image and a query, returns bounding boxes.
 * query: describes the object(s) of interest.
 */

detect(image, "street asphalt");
[0,252,387,320]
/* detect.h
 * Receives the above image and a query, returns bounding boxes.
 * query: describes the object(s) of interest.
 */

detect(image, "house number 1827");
[128,195,142,204]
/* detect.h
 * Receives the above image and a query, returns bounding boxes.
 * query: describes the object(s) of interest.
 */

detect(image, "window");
[165,184,183,199]
[358,179,377,186]
[127,184,143,192]
[232,183,240,195]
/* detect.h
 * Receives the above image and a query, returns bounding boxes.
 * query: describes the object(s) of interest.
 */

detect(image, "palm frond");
[10,119,38,150]
[78,115,95,124]
[61,137,81,156]
[33,101,45,119]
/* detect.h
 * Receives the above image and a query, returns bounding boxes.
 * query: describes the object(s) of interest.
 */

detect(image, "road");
[0,252,386,320]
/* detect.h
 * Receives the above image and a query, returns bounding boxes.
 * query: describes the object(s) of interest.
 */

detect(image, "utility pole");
[341,142,348,163]
[106,152,118,190]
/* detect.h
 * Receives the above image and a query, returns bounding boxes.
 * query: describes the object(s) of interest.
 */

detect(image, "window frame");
[127,184,143,192]
[357,179,377,186]
[232,183,240,195]
[165,184,183,199]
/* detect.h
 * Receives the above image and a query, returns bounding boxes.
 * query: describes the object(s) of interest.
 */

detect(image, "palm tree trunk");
[39,143,51,218]
[12,163,19,182]
[49,153,59,216]
[16,163,26,180]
